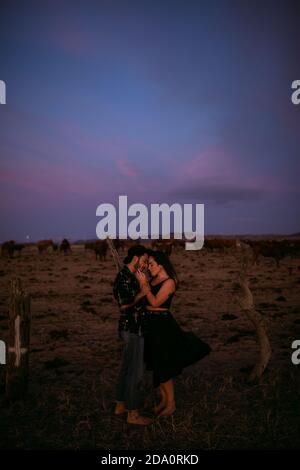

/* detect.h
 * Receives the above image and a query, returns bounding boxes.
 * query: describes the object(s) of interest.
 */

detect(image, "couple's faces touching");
[148,256,161,277]
[134,253,148,271]
[134,254,161,278]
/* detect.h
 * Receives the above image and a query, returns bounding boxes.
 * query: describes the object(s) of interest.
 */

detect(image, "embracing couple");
[113,245,211,426]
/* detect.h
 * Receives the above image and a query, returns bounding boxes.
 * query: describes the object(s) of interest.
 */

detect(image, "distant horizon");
[2,230,300,244]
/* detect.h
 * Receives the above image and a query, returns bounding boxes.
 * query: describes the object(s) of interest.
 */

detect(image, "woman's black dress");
[144,281,211,388]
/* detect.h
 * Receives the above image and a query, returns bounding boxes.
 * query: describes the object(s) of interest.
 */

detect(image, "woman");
[136,250,211,417]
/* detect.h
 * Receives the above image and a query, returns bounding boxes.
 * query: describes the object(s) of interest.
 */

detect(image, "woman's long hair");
[147,249,179,289]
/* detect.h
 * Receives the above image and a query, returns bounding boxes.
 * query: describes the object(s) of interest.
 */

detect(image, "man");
[113,245,152,425]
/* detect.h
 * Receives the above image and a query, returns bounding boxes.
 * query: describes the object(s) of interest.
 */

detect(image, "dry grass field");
[0,241,299,449]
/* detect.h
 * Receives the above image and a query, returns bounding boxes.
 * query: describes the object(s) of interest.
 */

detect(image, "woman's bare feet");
[114,402,126,415]
[154,401,166,416]
[157,402,176,417]
[127,411,153,426]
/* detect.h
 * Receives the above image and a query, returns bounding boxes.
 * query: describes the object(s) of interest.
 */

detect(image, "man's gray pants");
[115,330,144,411]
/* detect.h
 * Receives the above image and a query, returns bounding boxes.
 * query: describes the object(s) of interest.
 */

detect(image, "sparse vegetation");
[0,242,299,449]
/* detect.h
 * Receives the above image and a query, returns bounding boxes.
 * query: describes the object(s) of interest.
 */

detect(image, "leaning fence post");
[6,278,31,401]
[235,241,271,382]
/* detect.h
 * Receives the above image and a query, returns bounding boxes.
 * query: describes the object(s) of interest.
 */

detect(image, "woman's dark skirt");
[144,311,211,388]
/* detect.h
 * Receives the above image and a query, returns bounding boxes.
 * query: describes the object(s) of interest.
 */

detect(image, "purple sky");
[0,0,299,242]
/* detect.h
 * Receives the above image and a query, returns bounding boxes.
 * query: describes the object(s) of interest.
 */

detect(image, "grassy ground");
[0,244,299,449]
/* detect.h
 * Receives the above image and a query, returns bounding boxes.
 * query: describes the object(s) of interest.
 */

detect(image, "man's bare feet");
[114,402,126,415]
[127,411,153,426]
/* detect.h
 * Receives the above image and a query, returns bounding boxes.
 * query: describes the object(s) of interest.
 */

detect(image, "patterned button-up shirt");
[113,265,147,335]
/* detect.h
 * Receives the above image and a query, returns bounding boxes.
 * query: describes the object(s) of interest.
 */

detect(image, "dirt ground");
[0,242,299,449]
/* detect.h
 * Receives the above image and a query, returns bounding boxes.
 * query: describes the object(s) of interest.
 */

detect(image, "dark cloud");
[170,182,268,205]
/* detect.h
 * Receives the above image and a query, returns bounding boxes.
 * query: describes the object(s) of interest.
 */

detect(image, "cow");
[151,239,174,256]
[124,239,141,250]
[94,240,108,261]
[13,243,25,255]
[113,239,126,252]
[1,240,15,258]
[85,240,108,260]
[204,238,225,252]
[245,240,286,268]
[204,238,237,253]
[282,239,300,258]
[37,239,54,254]
[84,241,96,252]
[60,238,71,254]
[220,239,237,250]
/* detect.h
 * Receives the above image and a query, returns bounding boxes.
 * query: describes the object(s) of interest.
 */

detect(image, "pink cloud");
[56,121,130,163]
[171,148,241,185]
[46,23,117,59]
[50,28,92,56]
[167,146,295,202]
[116,159,138,178]
[0,108,158,210]
[245,174,298,195]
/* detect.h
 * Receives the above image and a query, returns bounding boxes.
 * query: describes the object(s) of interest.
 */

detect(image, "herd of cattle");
[1,239,71,257]
[204,238,300,267]
[1,237,300,267]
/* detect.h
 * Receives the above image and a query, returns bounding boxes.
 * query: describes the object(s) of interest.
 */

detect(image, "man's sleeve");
[113,272,136,306]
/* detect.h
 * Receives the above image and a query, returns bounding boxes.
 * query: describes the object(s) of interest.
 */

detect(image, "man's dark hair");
[123,245,147,264]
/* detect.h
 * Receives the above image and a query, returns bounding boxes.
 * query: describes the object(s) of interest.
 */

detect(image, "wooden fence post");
[235,241,272,382]
[6,278,31,401]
